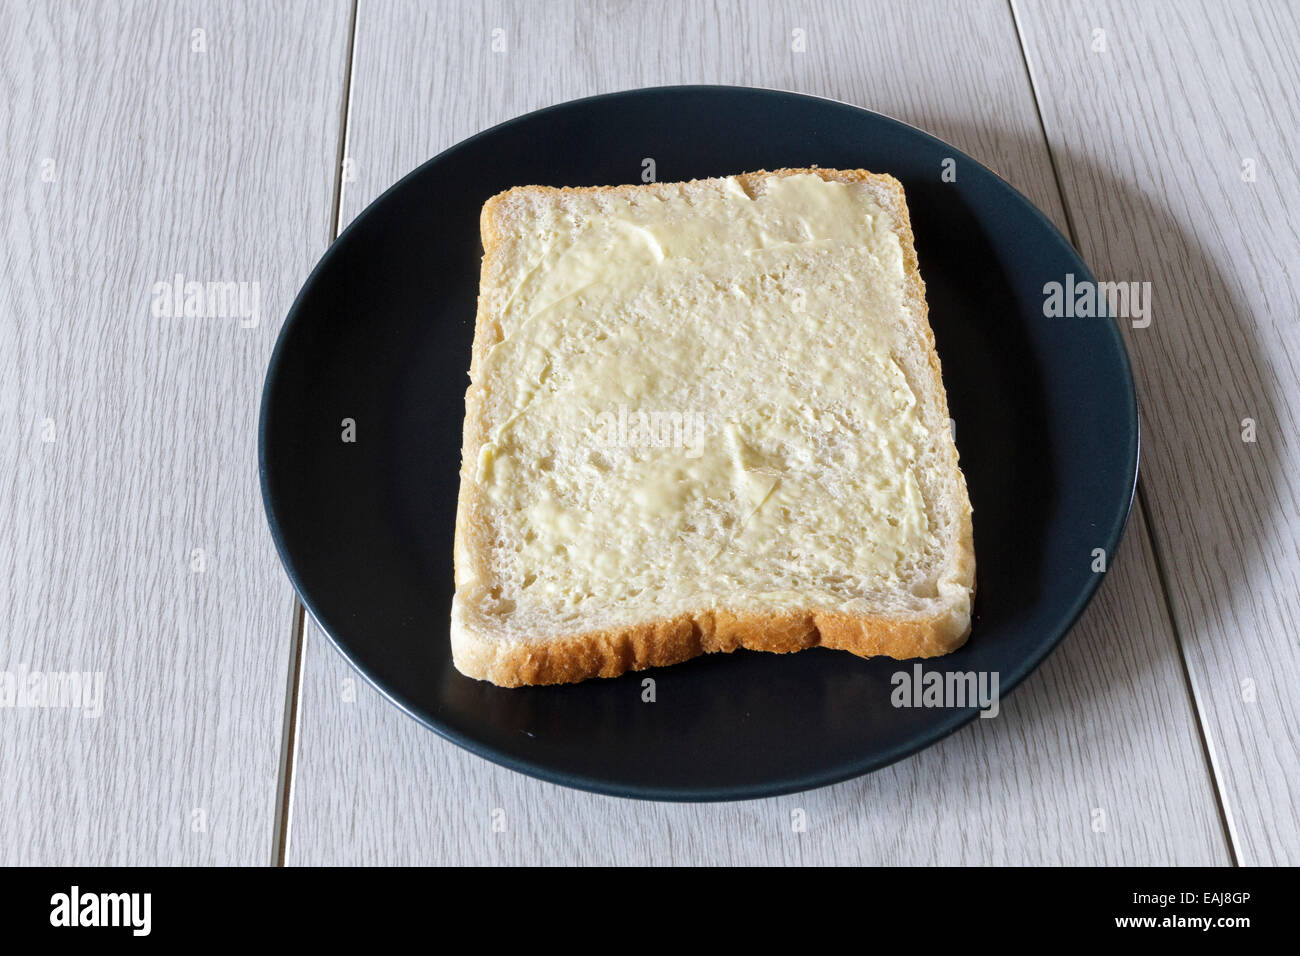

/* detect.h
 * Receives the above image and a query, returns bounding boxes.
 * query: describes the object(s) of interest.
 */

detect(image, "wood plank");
[0,0,352,864]
[1014,0,1300,866]
[285,0,1230,864]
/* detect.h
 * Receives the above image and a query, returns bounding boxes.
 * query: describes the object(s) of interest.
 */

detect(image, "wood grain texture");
[1013,0,1300,865]
[0,0,352,864]
[284,0,1229,864]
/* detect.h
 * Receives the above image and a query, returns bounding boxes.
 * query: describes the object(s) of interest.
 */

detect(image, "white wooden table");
[2,0,1296,866]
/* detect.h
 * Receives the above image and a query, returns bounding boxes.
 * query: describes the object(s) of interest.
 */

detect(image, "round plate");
[260,86,1138,800]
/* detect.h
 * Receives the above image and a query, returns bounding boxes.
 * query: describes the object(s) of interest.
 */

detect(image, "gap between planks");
[270,0,362,868]
[1006,0,1241,866]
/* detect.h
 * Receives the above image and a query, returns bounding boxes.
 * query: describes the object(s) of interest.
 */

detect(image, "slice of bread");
[451,168,974,687]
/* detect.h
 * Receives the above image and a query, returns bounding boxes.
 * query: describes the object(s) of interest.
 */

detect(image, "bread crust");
[452,168,975,686]
[452,602,972,687]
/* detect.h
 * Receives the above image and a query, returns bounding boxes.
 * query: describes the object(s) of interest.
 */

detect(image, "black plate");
[260,86,1138,800]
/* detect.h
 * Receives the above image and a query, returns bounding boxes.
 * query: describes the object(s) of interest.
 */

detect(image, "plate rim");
[259,84,1141,802]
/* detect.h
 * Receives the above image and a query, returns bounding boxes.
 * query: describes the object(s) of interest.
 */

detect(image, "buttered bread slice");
[452,168,974,686]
